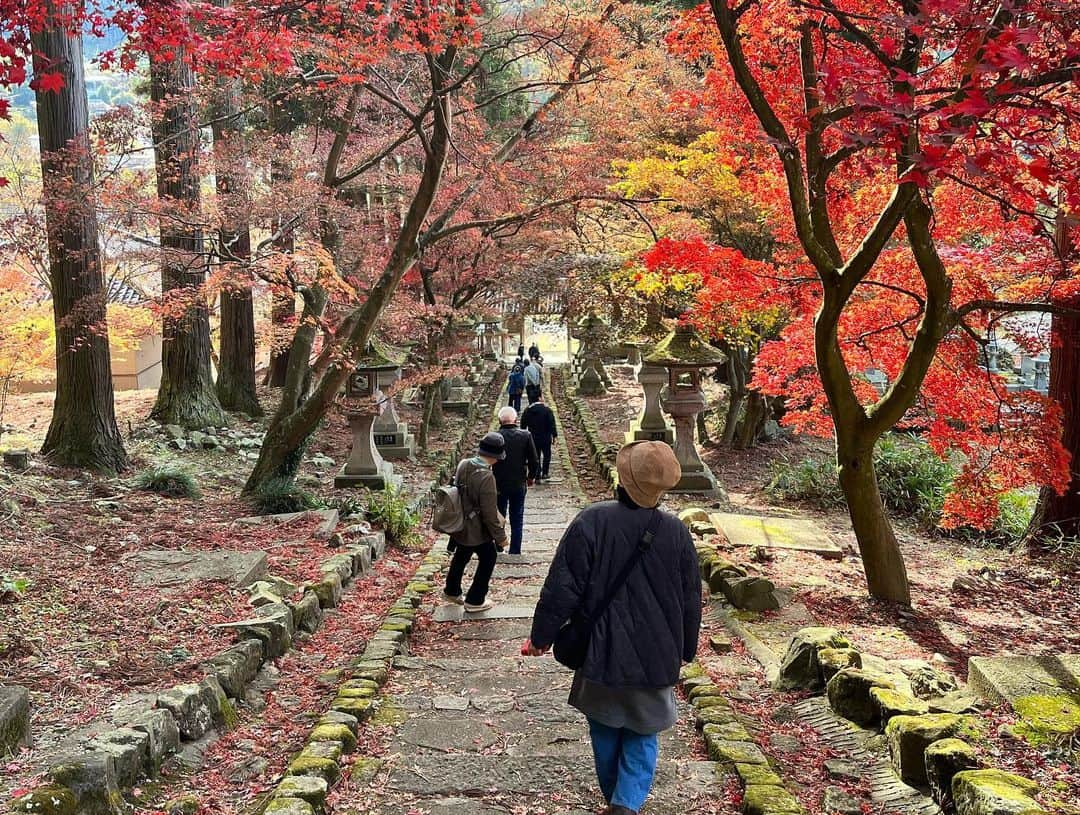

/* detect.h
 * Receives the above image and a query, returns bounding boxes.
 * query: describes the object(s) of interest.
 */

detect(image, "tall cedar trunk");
[266,99,296,388]
[149,47,226,429]
[1030,304,1080,537]
[33,1,128,472]
[211,40,261,416]
[836,443,911,604]
[733,391,767,449]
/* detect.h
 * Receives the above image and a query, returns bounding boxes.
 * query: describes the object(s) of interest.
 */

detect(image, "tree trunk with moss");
[149,46,226,429]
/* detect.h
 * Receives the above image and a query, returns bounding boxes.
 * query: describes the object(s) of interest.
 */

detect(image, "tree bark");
[733,390,767,449]
[836,442,912,604]
[211,0,260,416]
[266,98,297,388]
[34,1,128,472]
[149,45,226,429]
[1030,303,1080,538]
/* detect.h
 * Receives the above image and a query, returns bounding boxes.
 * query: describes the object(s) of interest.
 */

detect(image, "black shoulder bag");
[553,509,662,670]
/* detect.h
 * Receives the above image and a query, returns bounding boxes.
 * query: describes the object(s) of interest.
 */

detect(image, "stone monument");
[645,323,725,494]
[575,314,609,396]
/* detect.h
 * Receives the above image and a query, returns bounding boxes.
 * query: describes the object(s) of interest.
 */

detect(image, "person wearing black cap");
[443,431,509,612]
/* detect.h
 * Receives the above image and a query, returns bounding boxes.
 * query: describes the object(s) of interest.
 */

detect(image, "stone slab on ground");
[968,654,1080,704]
[235,508,340,540]
[709,512,843,559]
[129,550,268,588]
[432,604,536,622]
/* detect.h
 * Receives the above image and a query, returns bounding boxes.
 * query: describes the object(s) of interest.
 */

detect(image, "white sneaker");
[442,592,464,605]
[463,600,495,613]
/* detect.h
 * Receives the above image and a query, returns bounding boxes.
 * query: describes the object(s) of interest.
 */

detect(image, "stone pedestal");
[626,364,674,444]
[662,384,719,495]
[336,411,402,490]
[441,378,474,414]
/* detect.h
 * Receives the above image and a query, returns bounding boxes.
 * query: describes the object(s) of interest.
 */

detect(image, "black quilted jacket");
[530,496,702,687]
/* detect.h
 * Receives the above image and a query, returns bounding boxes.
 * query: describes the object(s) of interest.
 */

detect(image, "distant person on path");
[521,394,557,480]
[443,432,509,613]
[516,344,527,366]
[529,342,541,361]
[522,441,702,815]
[524,357,543,403]
[492,407,539,556]
[507,364,526,412]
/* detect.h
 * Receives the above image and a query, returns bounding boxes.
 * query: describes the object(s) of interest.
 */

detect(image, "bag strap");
[582,509,662,626]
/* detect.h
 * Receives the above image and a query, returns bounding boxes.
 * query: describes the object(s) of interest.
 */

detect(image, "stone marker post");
[336,341,404,490]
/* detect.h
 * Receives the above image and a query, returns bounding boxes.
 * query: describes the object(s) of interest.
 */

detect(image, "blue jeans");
[497,486,527,554]
[588,718,659,811]
[508,392,522,412]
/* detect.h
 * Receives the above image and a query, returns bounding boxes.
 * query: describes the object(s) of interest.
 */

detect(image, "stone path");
[339,434,731,815]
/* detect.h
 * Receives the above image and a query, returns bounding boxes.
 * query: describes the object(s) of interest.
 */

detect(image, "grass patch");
[135,466,201,499]
[365,485,421,548]
[248,476,322,515]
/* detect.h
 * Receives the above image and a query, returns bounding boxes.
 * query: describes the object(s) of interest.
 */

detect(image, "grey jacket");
[453,456,507,548]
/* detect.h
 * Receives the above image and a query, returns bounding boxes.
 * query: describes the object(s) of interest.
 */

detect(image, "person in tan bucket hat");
[523,441,702,815]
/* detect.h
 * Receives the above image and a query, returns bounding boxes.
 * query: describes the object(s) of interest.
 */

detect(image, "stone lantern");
[645,324,726,494]
[335,341,405,491]
[575,314,609,396]
[371,341,416,460]
[478,317,501,361]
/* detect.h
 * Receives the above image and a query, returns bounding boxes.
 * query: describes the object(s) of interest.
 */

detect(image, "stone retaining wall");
[555,369,619,491]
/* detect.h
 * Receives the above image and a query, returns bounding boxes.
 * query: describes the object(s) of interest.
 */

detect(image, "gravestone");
[0,685,31,753]
[130,550,268,588]
[709,513,843,559]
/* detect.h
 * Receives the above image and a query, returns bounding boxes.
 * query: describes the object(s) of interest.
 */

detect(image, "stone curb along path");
[9,527,390,815]
[6,365,502,815]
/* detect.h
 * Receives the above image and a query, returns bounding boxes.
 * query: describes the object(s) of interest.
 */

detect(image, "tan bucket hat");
[616,441,681,508]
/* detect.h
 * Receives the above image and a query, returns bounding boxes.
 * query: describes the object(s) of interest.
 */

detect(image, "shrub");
[365,486,420,548]
[135,466,201,499]
[992,489,1037,543]
[766,435,953,529]
[248,477,321,515]
[765,456,845,509]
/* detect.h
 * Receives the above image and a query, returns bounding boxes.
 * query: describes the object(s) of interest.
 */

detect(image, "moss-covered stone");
[336,686,377,700]
[695,695,733,710]
[264,798,314,815]
[870,687,929,725]
[741,783,804,815]
[704,737,768,765]
[318,710,359,735]
[404,581,434,595]
[11,786,78,815]
[163,795,200,815]
[774,627,852,691]
[886,714,978,785]
[285,755,340,784]
[369,699,405,727]
[951,769,1043,815]
[735,764,783,787]
[925,738,978,804]
[681,663,707,681]
[1011,693,1080,746]
[275,775,328,808]
[697,705,741,727]
[688,683,726,702]
[818,647,862,682]
[703,720,751,741]
[349,661,389,685]
[826,669,895,726]
[350,757,384,785]
[308,723,357,754]
[330,697,374,720]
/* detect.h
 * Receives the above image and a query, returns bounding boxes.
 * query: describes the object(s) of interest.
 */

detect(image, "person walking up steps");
[507,364,526,412]
[521,393,557,480]
[492,406,538,556]
[442,432,508,613]
[522,441,702,815]
[524,356,543,404]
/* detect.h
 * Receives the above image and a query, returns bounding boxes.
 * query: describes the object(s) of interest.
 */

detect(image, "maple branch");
[953,300,1080,320]
[840,182,919,295]
[332,127,420,188]
[800,23,843,267]
[709,0,837,277]
[811,0,895,68]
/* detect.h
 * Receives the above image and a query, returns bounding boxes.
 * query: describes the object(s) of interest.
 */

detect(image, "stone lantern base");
[335,412,403,491]
[578,366,606,396]
[374,422,416,460]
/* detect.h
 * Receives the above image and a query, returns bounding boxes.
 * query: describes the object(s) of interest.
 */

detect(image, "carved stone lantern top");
[644,323,726,369]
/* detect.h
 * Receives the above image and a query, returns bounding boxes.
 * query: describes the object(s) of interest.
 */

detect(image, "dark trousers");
[526,384,541,404]
[509,392,522,412]
[497,486,527,554]
[534,437,553,478]
[444,541,498,605]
